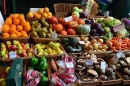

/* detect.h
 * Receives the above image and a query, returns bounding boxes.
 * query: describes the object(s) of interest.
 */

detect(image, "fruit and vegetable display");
[0,43,9,60]
[50,55,76,86]
[34,42,64,56]
[61,37,83,53]
[26,7,52,19]
[0,67,10,86]
[1,14,30,38]
[24,56,48,86]
[31,18,55,38]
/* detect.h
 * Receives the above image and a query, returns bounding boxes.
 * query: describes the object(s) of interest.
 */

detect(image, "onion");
[91,39,97,44]
[106,41,113,47]
[93,43,98,50]
[98,38,104,44]
[102,45,108,50]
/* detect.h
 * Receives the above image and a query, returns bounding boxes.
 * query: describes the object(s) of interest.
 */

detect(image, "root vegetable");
[98,39,104,44]
[91,39,97,44]
[51,59,57,72]
[93,43,98,50]
[102,45,108,50]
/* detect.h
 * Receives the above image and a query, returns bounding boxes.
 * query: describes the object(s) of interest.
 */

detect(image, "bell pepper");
[40,56,47,63]
[30,57,38,66]
[40,71,46,76]
[40,76,48,85]
[28,67,34,70]
[38,61,48,71]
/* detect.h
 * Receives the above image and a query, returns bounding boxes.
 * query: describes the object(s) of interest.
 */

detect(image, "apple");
[21,52,27,57]
[21,43,25,47]
[26,12,34,18]
[22,45,27,50]
[72,11,80,18]
[78,9,83,13]
[28,53,33,57]
[42,52,48,56]
[41,44,46,49]
[6,41,11,46]
[35,44,42,49]
[13,40,19,45]
[17,46,23,50]
[38,48,44,52]
[0,51,6,57]
[17,49,22,54]
[0,78,5,84]
[9,45,16,51]
[22,50,26,53]
[1,80,6,86]
[25,44,30,49]
[73,7,79,12]
[27,48,33,53]
[5,67,10,74]
[1,73,7,78]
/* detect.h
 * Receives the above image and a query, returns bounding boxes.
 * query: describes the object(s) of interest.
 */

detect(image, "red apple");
[21,43,25,47]
[10,45,16,51]
[1,73,7,79]
[22,50,26,53]
[21,52,27,57]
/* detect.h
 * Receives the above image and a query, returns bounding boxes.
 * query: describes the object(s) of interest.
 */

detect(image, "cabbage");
[117,29,129,37]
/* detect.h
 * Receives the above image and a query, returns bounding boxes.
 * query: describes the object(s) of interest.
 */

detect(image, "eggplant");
[91,23,102,30]
[80,12,88,18]
[122,18,130,26]
[90,29,97,36]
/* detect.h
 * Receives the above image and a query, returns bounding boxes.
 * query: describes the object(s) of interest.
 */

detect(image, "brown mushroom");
[87,69,98,77]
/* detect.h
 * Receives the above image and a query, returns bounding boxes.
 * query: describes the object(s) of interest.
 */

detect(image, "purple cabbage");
[122,18,130,26]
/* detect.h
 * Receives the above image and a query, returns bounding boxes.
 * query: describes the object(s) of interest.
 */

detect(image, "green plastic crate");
[97,0,109,12]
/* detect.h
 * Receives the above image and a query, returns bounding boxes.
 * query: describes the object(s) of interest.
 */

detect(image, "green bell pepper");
[30,57,38,66]
[28,67,34,70]
[40,76,48,84]
[40,71,46,76]
[40,56,47,63]
[38,61,48,71]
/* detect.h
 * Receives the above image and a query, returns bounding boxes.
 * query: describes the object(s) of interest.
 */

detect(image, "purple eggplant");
[90,29,97,36]
[85,19,92,24]
[91,23,102,30]
[97,28,104,36]
[122,18,130,26]
[80,12,88,18]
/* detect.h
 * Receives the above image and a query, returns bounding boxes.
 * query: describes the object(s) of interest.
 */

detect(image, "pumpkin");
[76,24,91,35]
[58,18,67,26]
[65,46,74,53]
[68,37,78,47]
[78,19,85,25]
[52,23,63,32]
[72,15,79,22]
[67,21,78,29]
[67,28,76,35]
[59,31,67,35]
[49,16,58,24]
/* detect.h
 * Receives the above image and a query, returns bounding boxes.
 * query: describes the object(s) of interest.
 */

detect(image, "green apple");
[35,44,42,49]
[28,53,33,57]
[78,9,83,13]
[48,42,55,48]
[47,48,52,54]
[17,46,23,50]
[73,7,79,12]
[53,44,59,50]
[56,48,63,54]
[6,41,11,46]
[42,52,48,55]
[72,11,80,18]
[41,44,46,49]
[6,67,10,74]
[38,48,44,52]
[13,40,19,45]
[45,45,50,49]
[38,52,43,56]
[17,49,22,54]
[55,43,60,47]
[25,43,30,49]
[0,51,6,57]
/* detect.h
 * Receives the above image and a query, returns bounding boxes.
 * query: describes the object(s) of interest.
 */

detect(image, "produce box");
[34,41,65,59]
[0,40,34,61]
[6,58,23,86]
[23,56,49,86]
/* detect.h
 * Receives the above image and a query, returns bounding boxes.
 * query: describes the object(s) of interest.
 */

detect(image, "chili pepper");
[30,57,38,66]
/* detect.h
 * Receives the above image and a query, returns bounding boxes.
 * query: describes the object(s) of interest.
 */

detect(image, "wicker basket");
[76,80,100,86]
[54,3,84,18]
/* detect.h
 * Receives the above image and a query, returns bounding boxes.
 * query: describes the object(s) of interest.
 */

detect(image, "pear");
[39,32,46,38]
[56,48,63,54]
[42,27,48,33]
[46,33,51,38]
[49,24,53,34]
[31,31,39,37]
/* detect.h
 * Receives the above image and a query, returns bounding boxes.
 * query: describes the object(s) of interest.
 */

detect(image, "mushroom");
[109,64,116,72]
[100,75,108,80]
[115,63,121,70]
[75,65,86,71]
[123,75,129,80]
[87,69,98,77]
[77,59,86,65]
[124,68,130,75]
[106,68,114,76]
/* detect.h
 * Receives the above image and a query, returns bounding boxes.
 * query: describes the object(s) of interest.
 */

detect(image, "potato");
[51,59,57,72]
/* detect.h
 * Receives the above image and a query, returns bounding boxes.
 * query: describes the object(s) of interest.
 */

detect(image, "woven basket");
[54,3,84,18]
[76,80,100,86]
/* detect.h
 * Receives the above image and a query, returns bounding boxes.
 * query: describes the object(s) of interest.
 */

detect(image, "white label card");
[101,62,106,70]
[29,8,44,13]
[79,41,85,45]
[51,33,57,39]
[117,51,125,59]
[65,62,74,68]
[64,16,73,22]
[113,23,125,32]
[9,51,17,59]
[86,59,93,66]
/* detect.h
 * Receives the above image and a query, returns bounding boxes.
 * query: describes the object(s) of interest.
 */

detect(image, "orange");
[43,7,49,13]
[33,13,41,18]
[41,13,48,18]
[13,19,20,25]
[2,33,9,38]
[20,20,27,26]
[1,24,10,33]
[23,22,31,32]
[10,33,17,37]
[17,14,25,21]
[21,31,28,37]
[9,14,13,18]
[11,14,19,19]
[10,24,16,29]
[5,17,12,25]
[16,25,23,31]
[48,16,52,18]
[48,12,52,16]
[16,32,22,37]
[9,27,17,34]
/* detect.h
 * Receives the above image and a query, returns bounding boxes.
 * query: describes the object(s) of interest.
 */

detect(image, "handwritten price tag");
[101,62,106,70]
[113,23,125,32]
[65,62,74,68]
[51,33,57,39]
[64,16,73,22]
[86,59,93,66]
[9,51,17,59]
[117,51,125,59]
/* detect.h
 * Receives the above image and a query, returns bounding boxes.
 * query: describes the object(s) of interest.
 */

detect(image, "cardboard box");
[6,58,23,86]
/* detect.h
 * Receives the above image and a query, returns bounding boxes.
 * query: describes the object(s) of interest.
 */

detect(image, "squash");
[67,28,76,35]
[61,38,68,44]
[65,46,74,53]
[76,24,91,35]
[52,23,63,32]
[67,21,78,29]
[68,37,78,47]
[76,45,82,52]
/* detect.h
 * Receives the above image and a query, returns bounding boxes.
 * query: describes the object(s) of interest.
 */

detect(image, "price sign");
[117,51,125,59]
[64,16,73,22]
[113,23,125,32]
[9,51,17,59]
[30,8,44,12]
[86,59,93,66]
[51,33,57,39]
[101,62,106,70]
[65,62,74,68]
